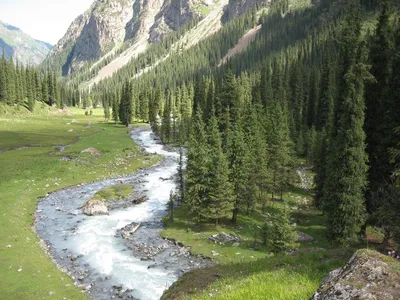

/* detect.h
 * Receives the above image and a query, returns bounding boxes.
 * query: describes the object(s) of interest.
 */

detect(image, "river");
[35,127,208,300]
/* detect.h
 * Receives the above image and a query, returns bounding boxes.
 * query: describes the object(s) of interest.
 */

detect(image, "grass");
[0,104,160,299]
[92,184,133,201]
[162,249,351,300]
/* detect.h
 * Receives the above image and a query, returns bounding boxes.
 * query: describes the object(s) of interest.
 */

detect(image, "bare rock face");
[44,0,202,74]
[69,0,135,73]
[81,199,109,216]
[312,250,400,300]
[224,0,270,21]
[149,0,203,43]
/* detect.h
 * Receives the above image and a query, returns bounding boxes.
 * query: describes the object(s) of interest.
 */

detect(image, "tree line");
[0,52,70,111]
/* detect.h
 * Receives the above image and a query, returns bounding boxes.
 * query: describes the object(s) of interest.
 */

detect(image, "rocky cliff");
[312,249,400,300]
[0,21,52,65]
[45,0,207,75]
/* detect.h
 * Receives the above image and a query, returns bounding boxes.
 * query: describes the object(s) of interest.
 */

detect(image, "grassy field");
[161,169,357,299]
[0,104,159,299]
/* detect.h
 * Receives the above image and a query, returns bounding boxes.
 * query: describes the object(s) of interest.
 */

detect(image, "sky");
[0,0,94,45]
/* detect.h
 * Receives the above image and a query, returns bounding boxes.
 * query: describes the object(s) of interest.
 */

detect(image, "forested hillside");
[92,0,400,246]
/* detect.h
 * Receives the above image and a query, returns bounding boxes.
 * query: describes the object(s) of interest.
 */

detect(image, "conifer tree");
[266,203,299,253]
[227,119,249,223]
[138,90,149,122]
[322,0,370,244]
[112,95,119,124]
[119,81,133,126]
[161,90,172,143]
[185,111,209,223]
[0,52,7,103]
[365,0,397,220]
[177,147,185,203]
[205,114,233,225]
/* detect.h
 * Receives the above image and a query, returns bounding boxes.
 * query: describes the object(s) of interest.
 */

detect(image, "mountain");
[0,21,52,66]
[42,0,267,77]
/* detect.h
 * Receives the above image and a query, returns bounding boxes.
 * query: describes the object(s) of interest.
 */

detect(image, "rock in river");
[81,199,108,216]
[118,222,141,239]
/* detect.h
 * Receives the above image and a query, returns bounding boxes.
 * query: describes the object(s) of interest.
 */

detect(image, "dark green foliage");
[364,1,400,233]
[119,81,133,126]
[185,112,209,223]
[205,114,234,225]
[227,120,249,223]
[322,0,370,245]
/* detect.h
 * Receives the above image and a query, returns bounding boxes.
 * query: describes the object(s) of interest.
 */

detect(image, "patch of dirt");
[219,25,262,66]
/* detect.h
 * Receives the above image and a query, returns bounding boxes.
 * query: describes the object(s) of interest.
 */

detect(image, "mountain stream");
[35,127,210,300]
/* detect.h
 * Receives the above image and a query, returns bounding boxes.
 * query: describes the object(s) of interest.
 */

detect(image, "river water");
[35,128,205,300]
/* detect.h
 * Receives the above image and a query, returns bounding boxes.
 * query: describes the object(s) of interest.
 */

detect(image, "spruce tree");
[0,52,7,103]
[119,82,133,126]
[138,90,149,122]
[185,111,209,223]
[322,0,370,245]
[205,114,233,225]
[365,0,396,223]
[227,119,249,223]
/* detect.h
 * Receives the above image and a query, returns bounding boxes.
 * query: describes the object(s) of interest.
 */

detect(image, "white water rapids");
[35,128,195,300]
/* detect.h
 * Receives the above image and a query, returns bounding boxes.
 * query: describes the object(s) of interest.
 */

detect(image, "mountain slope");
[0,21,52,65]
[43,0,208,75]
[43,0,269,78]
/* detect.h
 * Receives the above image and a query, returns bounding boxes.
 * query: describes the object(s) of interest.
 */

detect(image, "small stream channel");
[35,127,210,300]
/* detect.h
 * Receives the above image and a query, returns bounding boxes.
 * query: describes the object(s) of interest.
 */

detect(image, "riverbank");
[0,106,159,299]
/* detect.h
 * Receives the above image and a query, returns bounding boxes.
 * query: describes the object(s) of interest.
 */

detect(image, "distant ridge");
[0,20,52,65]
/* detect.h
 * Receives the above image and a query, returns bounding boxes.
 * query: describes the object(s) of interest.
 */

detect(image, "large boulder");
[81,199,108,216]
[208,232,240,245]
[312,249,400,300]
